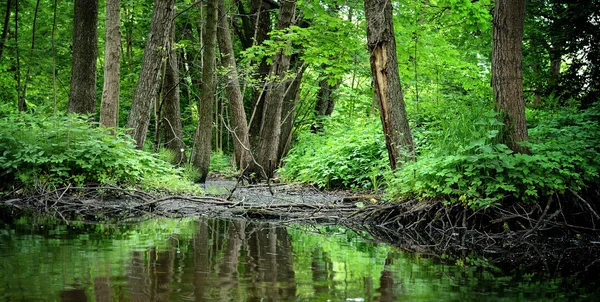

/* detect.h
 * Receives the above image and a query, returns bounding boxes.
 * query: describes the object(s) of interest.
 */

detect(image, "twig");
[568,188,600,220]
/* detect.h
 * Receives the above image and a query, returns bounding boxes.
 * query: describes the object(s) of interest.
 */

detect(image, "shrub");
[279,117,389,190]
[0,112,200,194]
[388,106,600,209]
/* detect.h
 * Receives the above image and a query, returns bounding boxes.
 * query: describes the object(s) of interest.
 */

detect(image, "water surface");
[0,215,595,301]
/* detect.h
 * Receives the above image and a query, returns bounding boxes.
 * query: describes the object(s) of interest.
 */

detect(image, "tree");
[0,0,11,61]
[216,0,253,173]
[238,0,276,144]
[68,0,98,115]
[492,0,529,154]
[162,13,186,165]
[191,0,217,182]
[364,0,415,170]
[250,0,297,179]
[125,0,175,149]
[99,0,121,128]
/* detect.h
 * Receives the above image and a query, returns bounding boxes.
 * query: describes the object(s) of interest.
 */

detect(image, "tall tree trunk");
[125,0,175,149]
[68,0,98,115]
[217,0,253,172]
[278,61,306,163]
[163,16,186,165]
[0,0,11,61]
[51,0,57,112]
[492,0,529,154]
[250,0,297,179]
[100,0,121,128]
[364,0,416,170]
[14,0,25,112]
[245,0,273,145]
[191,0,217,182]
[21,0,41,112]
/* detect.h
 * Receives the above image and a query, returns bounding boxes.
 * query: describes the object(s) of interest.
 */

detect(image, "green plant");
[280,117,389,190]
[0,112,200,195]
[388,106,600,209]
[209,151,236,176]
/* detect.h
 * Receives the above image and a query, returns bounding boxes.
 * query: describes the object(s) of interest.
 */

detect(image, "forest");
[0,0,599,236]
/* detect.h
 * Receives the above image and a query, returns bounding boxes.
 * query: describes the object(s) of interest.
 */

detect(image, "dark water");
[0,215,597,301]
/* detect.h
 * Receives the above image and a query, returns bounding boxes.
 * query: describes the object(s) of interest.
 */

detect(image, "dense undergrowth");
[281,100,600,210]
[0,112,202,195]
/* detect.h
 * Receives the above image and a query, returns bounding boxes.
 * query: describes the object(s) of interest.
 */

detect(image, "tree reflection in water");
[0,215,597,301]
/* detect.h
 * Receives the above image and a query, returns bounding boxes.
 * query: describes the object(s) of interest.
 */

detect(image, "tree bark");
[311,75,340,133]
[492,0,529,154]
[364,0,415,170]
[217,0,253,172]
[0,0,11,61]
[125,0,175,149]
[163,16,186,165]
[245,0,273,145]
[68,0,98,115]
[192,0,217,182]
[278,61,306,162]
[250,0,297,179]
[14,0,25,112]
[100,0,121,128]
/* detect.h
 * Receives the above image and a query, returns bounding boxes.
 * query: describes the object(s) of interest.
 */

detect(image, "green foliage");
[388,106,600,209]
[279,117,388,190]
[0,112,200,194]
[209,151,236,177]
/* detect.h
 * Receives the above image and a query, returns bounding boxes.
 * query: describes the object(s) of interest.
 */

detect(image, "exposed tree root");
[2,184,599,278]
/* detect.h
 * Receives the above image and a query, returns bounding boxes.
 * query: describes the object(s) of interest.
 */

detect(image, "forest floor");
[2,177,600,279]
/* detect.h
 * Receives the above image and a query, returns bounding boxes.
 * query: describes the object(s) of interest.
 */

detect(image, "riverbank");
[2,178,600,281]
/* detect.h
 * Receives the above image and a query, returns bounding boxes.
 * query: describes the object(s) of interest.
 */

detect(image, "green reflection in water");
[0,215,596,301]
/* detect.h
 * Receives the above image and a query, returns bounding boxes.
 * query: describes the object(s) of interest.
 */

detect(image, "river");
[0,215,597,301]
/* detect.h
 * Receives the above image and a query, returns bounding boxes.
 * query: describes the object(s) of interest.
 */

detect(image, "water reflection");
[0,216,597,301]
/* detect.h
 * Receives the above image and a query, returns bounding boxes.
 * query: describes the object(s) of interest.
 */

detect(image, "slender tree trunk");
[22,0,41,111]
[250,0,297,179]
[217,0,253,172]
[364,0,416,170]
[0,0,11,61]
[100,0,121,128]
[192,0,217,182]
[492,0,529,154]
[68,0,98,115]
[125,0,175,149]
[51,0,57,112]
[14,0,25,112]
[163,15,186,165]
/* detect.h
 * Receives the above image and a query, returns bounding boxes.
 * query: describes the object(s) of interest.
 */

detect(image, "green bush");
[388,106,600,209]
[0,112,201,194]
[279,117,389,190]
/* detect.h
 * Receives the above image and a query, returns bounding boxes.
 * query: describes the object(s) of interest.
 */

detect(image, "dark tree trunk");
[250,0,297,179]
[68,0,98,115]
[217,0,253,172]
[0,0,11,61]
[192,0,217,182]
[364,0,416,170]
[278,62,306,163]
[14,0,25,112]
[100,0,121,128]
[244,0,273,145]
[163,14,186,165]
[125,0,175,149]
[21,0,41,112]
[311,75,341,133]
[492,0,529,154]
